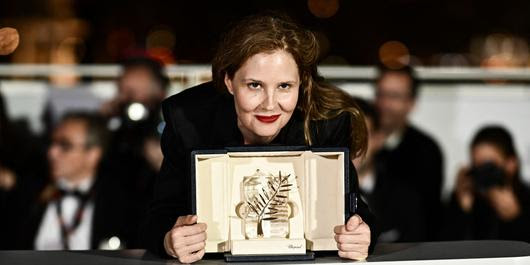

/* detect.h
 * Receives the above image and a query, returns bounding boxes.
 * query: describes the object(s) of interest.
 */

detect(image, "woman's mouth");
[255,114,281,123]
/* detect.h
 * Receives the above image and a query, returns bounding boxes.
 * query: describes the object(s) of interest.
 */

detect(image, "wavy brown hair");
[212,14,367,158]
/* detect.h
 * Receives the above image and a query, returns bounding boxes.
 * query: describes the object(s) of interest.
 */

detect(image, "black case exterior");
[190,146,354,261]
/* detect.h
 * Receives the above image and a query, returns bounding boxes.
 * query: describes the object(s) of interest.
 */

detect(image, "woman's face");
[225,50,300,144]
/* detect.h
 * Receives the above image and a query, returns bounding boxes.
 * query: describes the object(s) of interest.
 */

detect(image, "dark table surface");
[1,240,529,265]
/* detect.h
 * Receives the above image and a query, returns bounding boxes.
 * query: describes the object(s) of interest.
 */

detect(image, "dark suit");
[369,125,443,242]
[8,172,140,250]
[142,81,376,256]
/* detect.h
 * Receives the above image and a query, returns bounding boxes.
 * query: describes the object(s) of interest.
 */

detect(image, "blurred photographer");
[445,125,530,242]
[101,57,169,215]
[101,57,168,119]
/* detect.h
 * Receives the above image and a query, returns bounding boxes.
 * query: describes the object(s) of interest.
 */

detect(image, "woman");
[143,14,375,263]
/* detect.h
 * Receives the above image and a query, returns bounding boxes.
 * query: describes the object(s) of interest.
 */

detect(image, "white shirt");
[384,129,404,151]
[35,177,95,250]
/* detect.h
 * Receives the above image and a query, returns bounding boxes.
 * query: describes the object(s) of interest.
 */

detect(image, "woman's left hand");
[334,214,371,261]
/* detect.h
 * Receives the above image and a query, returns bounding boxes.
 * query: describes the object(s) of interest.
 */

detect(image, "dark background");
[1,0,530,65]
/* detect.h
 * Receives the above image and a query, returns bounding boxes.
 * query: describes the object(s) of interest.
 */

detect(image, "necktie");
[54,186,94,249]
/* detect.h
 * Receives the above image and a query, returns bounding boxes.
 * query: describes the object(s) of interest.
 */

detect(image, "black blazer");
[143,81,376,256]
[10,172,139,250]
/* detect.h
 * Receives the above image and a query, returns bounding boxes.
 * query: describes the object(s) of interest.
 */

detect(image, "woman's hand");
[163,215,207,263]
[334,214,371,261]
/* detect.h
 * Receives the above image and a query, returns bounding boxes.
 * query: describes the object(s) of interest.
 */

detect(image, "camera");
[107,102,163,134]
[468,162,506,192]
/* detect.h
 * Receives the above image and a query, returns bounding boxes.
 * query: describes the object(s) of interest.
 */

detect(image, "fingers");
[179,248,206,264]
[346,215,363,231]
[173,223,207,237]
[337,243,369,252]
[187,215,198,225]
[165,216,208,263]
[334,231,371,245]
[338,250,368,261]
[174,240,206,264]
[334,225,359,235]
[184,231,207,246]
[334,220,371,261]
[164,231,178,258]
[174,216,187,227]
[178,241,206,256]
[334,223,369,235]
[174,241,203,258]
[175,215,198,227]
[169,224,207,251]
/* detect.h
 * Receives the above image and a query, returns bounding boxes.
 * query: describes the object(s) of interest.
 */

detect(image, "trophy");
[191,147,354,261]
[236,169,294,239]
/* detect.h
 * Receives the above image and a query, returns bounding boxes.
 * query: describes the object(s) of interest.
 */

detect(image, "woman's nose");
[262,89,276,111]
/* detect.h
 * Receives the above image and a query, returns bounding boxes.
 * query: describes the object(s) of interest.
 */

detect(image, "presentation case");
[190,146,356,261]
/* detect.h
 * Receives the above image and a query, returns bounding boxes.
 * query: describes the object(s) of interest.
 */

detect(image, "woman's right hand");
[163,215,207,263]
[455,166,474,212]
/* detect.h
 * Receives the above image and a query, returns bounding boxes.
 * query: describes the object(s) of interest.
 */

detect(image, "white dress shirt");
[384,129,404,151]
[35,177,95,250]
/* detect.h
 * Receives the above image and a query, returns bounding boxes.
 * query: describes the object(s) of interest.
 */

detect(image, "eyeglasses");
[50,138,87,153]
[375,91,412,101]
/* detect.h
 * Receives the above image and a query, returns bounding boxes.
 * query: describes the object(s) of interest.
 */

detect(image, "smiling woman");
[213,14,367,157]
[143,13,375,263]
[224,50,300,145]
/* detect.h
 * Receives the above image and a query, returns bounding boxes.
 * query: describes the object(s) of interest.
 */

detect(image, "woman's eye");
[247,82,261,89]
[278,83,291,90]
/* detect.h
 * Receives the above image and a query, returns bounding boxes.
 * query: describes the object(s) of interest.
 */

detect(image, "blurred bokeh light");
[379,40,410,69]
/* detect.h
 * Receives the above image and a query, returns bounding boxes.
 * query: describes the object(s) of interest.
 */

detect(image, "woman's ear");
[224,74,234,95]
